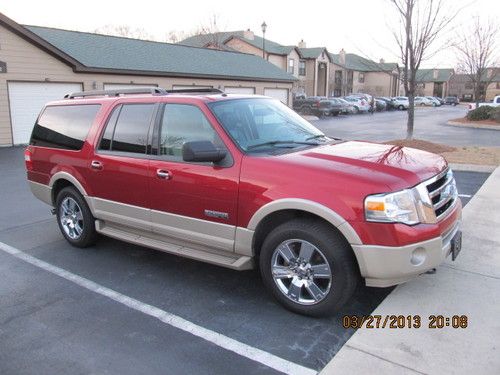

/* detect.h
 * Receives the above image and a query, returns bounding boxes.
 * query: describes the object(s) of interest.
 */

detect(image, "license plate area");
[450,230,462,261]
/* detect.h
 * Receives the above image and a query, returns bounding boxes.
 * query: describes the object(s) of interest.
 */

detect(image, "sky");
[1,0,498,68]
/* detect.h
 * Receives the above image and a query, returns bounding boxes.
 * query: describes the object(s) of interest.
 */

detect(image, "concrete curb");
[321,167,500,375]
[448,163,497,173]
[447,120,500,131]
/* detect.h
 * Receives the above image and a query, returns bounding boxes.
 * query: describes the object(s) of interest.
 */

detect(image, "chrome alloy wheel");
[59,197,84,240]
[271,239,332,305]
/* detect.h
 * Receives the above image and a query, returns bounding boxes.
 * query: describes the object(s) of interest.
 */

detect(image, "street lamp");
[261,21,267,59]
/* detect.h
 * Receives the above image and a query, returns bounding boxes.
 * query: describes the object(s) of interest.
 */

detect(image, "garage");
[8,81,82,145]
[264,88,289,104]
[103,83,158,90]
[224,87,255,94]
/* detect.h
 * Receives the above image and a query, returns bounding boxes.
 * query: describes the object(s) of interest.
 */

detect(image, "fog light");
[410,247,426,266]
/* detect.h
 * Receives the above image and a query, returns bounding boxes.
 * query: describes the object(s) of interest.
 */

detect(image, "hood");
[282,141,447,191]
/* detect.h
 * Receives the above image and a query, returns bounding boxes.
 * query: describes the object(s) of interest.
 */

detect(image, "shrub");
[467,106,494,121]
[489,107,500,123]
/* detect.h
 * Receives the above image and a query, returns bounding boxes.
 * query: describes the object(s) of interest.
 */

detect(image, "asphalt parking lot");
[0,145,492,374]
[313,105,500,147]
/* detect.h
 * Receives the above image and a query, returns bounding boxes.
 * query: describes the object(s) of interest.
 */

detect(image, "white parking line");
[458,194,472,198]
[0,241,316,375]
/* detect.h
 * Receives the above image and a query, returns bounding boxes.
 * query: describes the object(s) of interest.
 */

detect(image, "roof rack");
[64,87,224,99]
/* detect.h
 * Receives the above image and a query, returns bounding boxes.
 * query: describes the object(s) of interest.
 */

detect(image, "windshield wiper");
[247,140,318,150]
[305,134,329,141]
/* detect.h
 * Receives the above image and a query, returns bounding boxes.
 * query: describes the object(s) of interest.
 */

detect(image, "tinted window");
[98,106,121,151]
[30,105,100,150]
[111,104,155,154]
[159,104,222,159]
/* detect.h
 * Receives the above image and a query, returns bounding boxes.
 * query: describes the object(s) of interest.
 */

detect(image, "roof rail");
[64,87,224,99]
[65,87,168,99]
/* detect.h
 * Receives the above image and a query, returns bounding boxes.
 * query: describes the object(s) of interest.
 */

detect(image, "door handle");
[90,160,103,170]
[156,169,171,180]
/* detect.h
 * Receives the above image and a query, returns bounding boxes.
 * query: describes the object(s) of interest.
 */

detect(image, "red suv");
[25,88,462,316]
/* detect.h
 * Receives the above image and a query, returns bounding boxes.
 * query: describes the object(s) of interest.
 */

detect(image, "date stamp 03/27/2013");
[342,315,469,329]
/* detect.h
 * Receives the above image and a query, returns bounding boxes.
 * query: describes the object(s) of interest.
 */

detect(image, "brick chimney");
[379,58,385,64]
[298,39,306,48]
[243,29,254,40]
[339,49,346,65]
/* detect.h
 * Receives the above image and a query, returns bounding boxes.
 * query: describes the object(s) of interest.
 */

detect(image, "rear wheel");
[259,219,359,316]
[56,187,97,248]
[398,105,404,110]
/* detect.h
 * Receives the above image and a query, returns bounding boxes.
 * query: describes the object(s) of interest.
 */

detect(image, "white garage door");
[104,83,158,90]
[224,87,255,95]
[264,88,289,104]
[8,81,82,145]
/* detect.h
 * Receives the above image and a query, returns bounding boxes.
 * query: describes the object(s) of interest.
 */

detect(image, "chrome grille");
[425,168,458,220]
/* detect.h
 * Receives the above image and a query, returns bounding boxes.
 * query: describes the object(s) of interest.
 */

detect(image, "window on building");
[30,104,101,150]
[299,60,306,76]
[288,59,295,74]
[496,82,500,89]
[358,73,365,83]
[334,70,342,85]
[109,104,155,154]
[159,104,223,160]
[465,83,473,89]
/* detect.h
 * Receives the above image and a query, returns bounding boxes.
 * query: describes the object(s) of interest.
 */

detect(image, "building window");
[334,89,341,97]
[465,83,473,89]
[288,59,295,74]
[334,70,342,85]
[358,73,365,83]
[299,60,306,76]
[496,82,500,89]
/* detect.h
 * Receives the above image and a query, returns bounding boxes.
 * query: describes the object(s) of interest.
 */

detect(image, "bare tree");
[389,0,457,139]
[94,25,155,41]
[454,17,499,106]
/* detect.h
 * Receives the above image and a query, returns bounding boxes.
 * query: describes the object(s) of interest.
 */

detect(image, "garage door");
[8,82,82,145]
[104,83,158,90]
[224,87,255,95]
[264,88,289,104]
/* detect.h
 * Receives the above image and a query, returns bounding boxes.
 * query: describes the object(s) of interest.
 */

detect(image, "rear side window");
[99,104,155,154]
[30,105,100,150]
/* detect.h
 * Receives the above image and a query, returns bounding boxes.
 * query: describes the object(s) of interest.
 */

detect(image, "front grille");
[425,169,457,220]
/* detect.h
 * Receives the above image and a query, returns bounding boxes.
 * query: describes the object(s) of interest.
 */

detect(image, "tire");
[259,219,359,317]
[398,105,404,110]
[56,186,98,248]
[352,106,359,114]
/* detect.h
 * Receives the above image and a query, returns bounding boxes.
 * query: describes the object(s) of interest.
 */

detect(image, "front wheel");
[56,186,97,248]
[398,105,404,110]
[259,219,359,316]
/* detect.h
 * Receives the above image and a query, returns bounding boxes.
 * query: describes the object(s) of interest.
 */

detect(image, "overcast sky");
[2,0,498,68]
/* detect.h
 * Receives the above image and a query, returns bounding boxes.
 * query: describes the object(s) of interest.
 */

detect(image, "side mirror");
[182,141,227,163]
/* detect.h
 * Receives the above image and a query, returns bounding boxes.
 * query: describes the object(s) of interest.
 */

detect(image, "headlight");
[365,189,420,225]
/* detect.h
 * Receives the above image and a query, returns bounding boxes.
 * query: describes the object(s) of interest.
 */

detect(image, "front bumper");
[352,219,461,287]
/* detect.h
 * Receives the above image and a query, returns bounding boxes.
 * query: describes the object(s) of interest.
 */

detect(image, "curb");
[302,115,320,121]
[447,121,500,131]
[448,163,497,173]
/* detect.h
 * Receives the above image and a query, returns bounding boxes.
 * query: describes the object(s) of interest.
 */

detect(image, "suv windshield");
[208,98,327,152]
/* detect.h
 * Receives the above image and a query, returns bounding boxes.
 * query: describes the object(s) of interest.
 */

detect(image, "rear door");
[148,102,239,252]
[84,102,157,230]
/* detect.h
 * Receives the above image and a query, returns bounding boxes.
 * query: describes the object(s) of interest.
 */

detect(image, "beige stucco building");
[0,13,295,146]
[448,69,500,101]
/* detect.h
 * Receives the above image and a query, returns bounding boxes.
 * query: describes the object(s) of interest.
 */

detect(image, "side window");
[98,106,121,151]
[159,104,222,160]
[110,104,155,154]
[30,104,100,150]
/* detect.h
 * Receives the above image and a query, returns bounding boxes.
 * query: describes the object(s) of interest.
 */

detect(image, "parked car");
[392,96,410,110]
[375,99,387,111]
[293,96,327,114]
[415,96,434,106]
[444,96,460,106]
[467,95,500,111]
[343,96,370,113]
[317,99,344,116]
[425,96,442,106]
[26,87,463,317]
[434,97,445,105]
[376,97,397,110]
[348,93,373,103]
[336,98,356,114]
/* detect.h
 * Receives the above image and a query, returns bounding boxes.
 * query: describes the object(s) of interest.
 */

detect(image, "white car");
[425,96,442,106]
[343,96,370,113]
[415,96,434,106]
[392,96,409,110]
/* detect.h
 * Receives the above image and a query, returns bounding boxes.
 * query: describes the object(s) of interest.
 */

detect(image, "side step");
[95,220,253,271]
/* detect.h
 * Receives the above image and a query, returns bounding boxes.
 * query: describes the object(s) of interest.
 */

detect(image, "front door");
[84,102,157,230]
[148,103,239,252]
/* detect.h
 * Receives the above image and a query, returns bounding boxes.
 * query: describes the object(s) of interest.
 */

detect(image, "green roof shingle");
[329,53,398,72]
[25,26,296,82]
[415,68,454,82]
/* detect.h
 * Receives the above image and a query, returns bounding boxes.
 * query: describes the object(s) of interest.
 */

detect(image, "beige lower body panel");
[28,181,52,206]
[352,222,460,287]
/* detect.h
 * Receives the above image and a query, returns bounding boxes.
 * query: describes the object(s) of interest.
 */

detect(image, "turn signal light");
[24,147,33,171]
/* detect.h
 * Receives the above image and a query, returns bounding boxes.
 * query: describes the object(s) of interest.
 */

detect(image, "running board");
[95,220,253,270]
